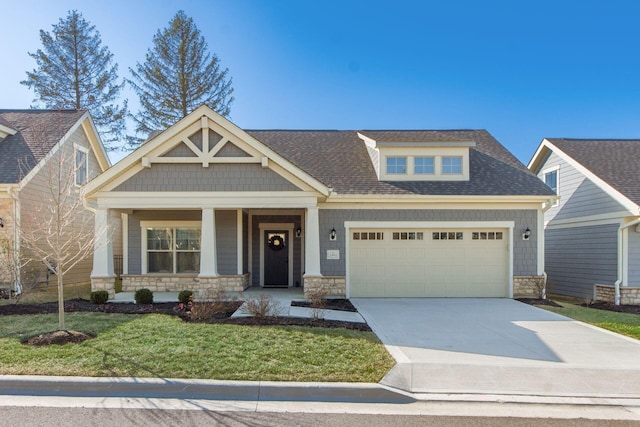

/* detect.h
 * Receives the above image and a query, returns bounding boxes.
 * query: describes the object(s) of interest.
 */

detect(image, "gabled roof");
[533,138,640,208]
[0,109,88,184]
[247,129,554,196]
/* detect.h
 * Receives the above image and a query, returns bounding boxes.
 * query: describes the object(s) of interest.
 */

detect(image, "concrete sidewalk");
[112,289,365,323]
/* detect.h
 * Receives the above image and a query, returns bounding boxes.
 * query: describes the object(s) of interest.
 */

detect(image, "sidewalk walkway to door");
[111,287,365,323]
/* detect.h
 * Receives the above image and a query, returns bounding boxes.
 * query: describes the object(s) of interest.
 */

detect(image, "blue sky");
[2,0,640,164]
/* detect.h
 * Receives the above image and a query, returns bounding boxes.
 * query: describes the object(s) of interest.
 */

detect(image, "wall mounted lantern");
[329,228,337,241]
[522,227,531,241]
[0,217,4,228]
[295,227,302,238]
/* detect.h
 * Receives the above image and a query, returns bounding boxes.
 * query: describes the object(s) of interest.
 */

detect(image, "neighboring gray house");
[529,138,640,304]
[86,105,555,300]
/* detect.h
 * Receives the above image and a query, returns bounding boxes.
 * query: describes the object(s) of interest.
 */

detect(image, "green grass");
[535,300,640,340]
[0,313,395,382]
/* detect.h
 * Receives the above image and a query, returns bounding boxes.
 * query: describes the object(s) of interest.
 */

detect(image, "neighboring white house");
[85,105,555,300]
[529,138,640,304]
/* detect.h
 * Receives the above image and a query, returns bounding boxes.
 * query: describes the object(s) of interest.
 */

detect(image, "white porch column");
[199,208,218,276]
[304,206,322,276]
[91,208,114,277]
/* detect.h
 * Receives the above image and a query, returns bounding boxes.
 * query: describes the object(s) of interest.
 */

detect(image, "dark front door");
[265,230,288,287]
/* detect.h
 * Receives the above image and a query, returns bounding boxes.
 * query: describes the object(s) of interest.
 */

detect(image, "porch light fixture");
[295,227,302,238]
[329,228,337,241]
[522,227,531,241]
[0,217,3,228]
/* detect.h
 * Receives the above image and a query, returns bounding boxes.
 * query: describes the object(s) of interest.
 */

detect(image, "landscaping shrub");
[90,290,109,305]
[134,288,153,305]
[178,290,193,304]
[241,294,282,318]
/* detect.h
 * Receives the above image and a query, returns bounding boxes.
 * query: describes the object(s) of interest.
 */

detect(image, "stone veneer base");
[303,276,346,298]
[595,284,640,305]
[121,273,250,300]
[91,277,116,300]
[513,275,546,298]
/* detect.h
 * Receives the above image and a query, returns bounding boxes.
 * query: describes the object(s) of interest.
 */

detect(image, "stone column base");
[303,275,346,298]
[91,277,116,300]
[513,275,546,298]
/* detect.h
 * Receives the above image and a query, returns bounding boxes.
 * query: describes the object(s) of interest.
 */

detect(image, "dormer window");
[386,157,407,174]
[414,157,434,175]
[357,132,474,182]
[442,156,462,175]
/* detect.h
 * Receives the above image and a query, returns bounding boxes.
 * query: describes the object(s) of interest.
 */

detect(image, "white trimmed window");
[386,157,407,174]
[441,156,462,174]
[414,157,434,174]
[143,223,201,273]
[543,167,559,206]
[74,145,88,186]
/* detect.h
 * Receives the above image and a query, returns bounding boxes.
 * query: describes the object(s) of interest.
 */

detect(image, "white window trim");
[385,156,408,175]
[441,156,463,175]
[74,144,89,187]
[380,149,470,181]
[140,220,201,274]
[542,165,560,206]
[414,156,435,175]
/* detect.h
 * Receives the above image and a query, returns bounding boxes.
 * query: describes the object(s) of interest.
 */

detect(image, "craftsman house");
[86,105,555,299]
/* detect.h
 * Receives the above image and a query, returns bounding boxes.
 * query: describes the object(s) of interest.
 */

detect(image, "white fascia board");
[325,194,554,204]
[357,132,378,149]
[538,139,640,215]
[527,139,549,172]
[319,201,543,210]
[80,114,111,170]
[376,141,476,148]
[0,184,18,197]
[95,191,319,209]
[345,220,515,229]
[0,123,17,137]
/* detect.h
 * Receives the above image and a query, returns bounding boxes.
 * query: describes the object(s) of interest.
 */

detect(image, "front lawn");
[535,300,640,340]
[0,312,395,382]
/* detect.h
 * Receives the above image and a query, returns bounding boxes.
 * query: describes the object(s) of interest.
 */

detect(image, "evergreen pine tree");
[22,10,127,151]
[128,10,234,145]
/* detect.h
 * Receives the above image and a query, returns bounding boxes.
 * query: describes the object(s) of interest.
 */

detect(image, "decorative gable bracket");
[141,116,269,169]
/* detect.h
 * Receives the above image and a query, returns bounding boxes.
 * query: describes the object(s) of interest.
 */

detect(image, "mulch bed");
[519,297,640,315]
[22,330,96,346]
[290,299,358,312]
[582,301,640,315]
[516,298,563,307]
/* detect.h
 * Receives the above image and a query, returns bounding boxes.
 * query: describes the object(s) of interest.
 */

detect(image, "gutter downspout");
[615,217,640,305]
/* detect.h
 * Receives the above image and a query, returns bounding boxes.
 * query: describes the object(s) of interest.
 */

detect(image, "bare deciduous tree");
[19,127,100,330]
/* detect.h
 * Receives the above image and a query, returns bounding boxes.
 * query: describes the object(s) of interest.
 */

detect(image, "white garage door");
[349,228,509,297]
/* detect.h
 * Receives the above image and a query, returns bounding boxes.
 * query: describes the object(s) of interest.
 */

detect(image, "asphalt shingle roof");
[546,138,640,206]
[246,129,554,196]
[0,109,85,184]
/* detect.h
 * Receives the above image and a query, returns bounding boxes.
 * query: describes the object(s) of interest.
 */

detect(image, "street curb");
[0,376,415,403]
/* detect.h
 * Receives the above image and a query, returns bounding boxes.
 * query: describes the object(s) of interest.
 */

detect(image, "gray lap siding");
[544,224,618,299]
[319,209,538,276]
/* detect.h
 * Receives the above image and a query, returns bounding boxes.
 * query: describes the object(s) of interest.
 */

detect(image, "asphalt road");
[2,407,639,427]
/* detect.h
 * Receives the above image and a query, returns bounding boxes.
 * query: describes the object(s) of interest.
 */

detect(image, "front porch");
[91,206,344,300]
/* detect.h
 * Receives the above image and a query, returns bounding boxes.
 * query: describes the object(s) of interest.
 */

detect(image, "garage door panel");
[349,228,508,298]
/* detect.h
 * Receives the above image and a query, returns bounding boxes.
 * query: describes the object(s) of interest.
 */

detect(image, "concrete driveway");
[352,298,640,397]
